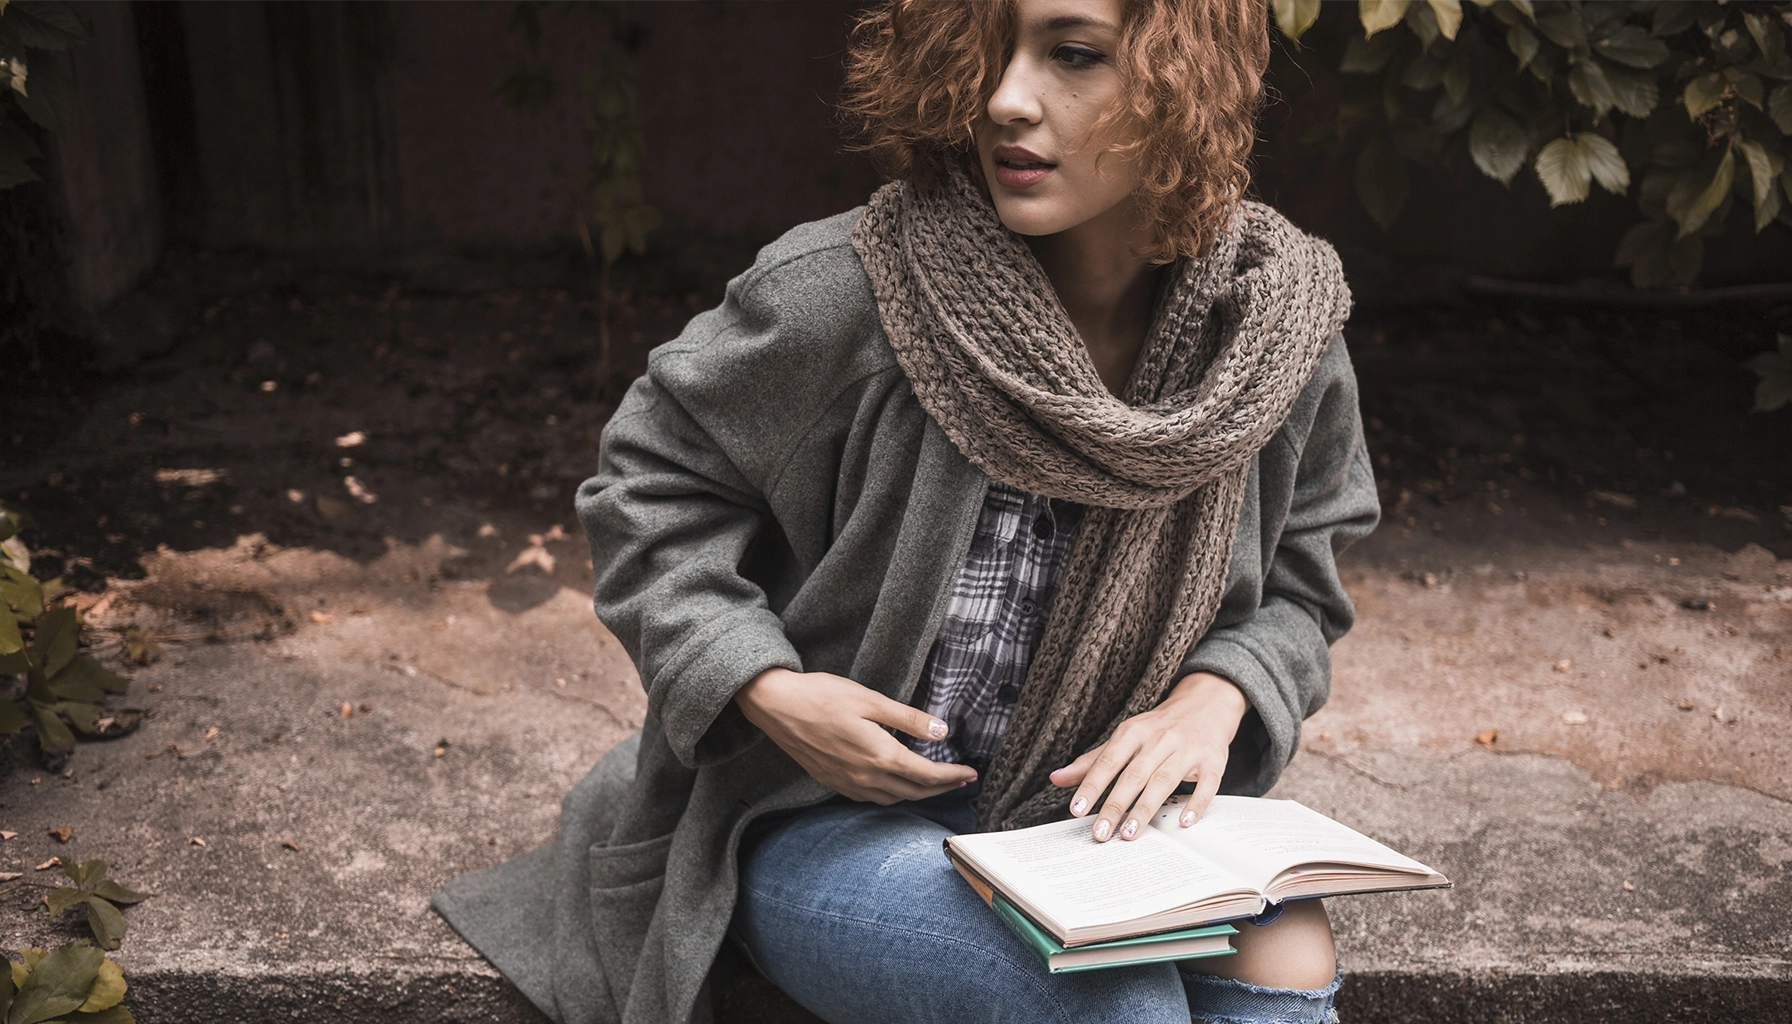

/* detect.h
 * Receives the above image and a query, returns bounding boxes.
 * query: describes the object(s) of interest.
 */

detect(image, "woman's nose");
[986,57,1044,126]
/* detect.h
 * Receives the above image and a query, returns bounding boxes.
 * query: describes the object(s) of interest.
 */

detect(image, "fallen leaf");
[1680,597,1711,611]
[203,727,219,742]
[1475,729,1499,748]
[1561,710,1589,725]
[189,836,207,847]
[544,524,568,541]
[148,683,163,693]
[506,543,557,575]
[359,702,372,712]
[0,830,16,841]
[1677,698,1695,711]
[310,610,334,624]
[1622,879,1635,891]
[344,475,378,504]
[340,701,353,719]
[477,523,499,538]
[1603,626,1616,639]
[47,827,72,843]
[0,871,20,882]
[1590,490,1637,509]
[554,677,567,688]
[29,777,40,785]
[280,839,302,852]
[1712,705,1726,722]
[315,495,351,519]
[1553,659,1573,673]
[335,431,367,448]
[433,746,446,757]
[35,857,60,871]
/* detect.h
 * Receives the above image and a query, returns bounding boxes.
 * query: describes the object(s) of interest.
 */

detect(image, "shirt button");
[997,684,1020,703]
[1019,599,1037,616]
[1032,516,1053,540]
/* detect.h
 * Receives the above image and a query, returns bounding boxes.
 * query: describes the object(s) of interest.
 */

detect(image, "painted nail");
[1093,819,1112,842]
[1070,796,1088,816]
[1180,809,1196,827]
[927,718,948,740]
[1120,819,1138,840]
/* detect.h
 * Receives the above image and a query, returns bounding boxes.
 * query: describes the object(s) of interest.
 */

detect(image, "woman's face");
[975,0,1143,238]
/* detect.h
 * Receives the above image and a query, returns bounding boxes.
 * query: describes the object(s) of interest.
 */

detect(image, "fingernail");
[1093,819,1112,842]
[1070,796,1088,816]
[927,718,948,739]
[1180,810,1196,827]
[1120,819,1138,840]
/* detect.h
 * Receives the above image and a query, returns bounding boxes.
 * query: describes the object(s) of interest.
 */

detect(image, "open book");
[945,795,1450,948]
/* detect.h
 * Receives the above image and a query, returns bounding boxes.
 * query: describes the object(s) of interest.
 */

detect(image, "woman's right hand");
[735,667,978,804]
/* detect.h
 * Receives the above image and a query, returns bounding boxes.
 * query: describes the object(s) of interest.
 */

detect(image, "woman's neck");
[1024,195,1163,399]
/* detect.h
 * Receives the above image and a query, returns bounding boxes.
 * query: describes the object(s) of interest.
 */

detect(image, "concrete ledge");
[1340,970,1792,1023]
[124,967,547,1024]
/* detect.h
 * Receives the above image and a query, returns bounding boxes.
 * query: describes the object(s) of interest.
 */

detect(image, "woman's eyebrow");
[1035,14,1120,34]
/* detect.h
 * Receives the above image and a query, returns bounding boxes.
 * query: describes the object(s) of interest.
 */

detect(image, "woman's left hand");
[1048,671,1249,842]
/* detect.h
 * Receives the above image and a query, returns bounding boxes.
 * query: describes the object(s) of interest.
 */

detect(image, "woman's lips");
[993,162,1054,189]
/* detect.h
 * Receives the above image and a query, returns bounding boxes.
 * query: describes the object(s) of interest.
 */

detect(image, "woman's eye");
[1052,44,1105,69]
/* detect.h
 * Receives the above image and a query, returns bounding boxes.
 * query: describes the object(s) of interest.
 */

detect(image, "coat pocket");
[587,831,676,1017]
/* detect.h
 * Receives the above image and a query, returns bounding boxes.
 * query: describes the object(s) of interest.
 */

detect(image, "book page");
[950,816,1253,934]
[1150,796,1436,894]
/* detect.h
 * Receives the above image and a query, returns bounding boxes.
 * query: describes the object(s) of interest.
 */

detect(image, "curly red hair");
[840,0,1270,262]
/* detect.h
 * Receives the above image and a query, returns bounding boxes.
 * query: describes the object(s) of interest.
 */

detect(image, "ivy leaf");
[1359,0,1412,38]
[1425,0,1462,41]
[1683,73,1725,117]
[0,606,21,659]
[1569,59,1617,120]
[1,564,44,620]
[1605,66,1659,118]
[90,881,150,907]
[1737,140,1785,232]
[1746,334,1792,412]
[7,941,103,1024]
[1668,151,1736,238]
[30,607,77,680]
[1769,83,1792,135]
[1741,9,1786,65]
[1469,107,1528,184]
[45,888,86,918]
[1578,133,1629,195]
[1723,69,1763,111]
[32,703,74,758]
[0,700,24,736]
[59,860,104,890]
[1536,8,1587,50]
[48,656,126,700]
[1273,0,1321,42]
[1593,25,1670,68]
[1506,23,1540,70]
[1535,137,1591,205]
[75,959,124,1013]
[80,898,126,951]
[1355,135,1410,228]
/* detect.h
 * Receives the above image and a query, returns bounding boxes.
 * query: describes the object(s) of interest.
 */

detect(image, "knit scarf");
[850,167,1351,831]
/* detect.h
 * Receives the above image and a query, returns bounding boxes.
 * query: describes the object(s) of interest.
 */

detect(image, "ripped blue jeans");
[732,784,1341,1024]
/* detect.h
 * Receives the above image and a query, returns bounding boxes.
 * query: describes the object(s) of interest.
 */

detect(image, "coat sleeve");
[1178,336,1381,795]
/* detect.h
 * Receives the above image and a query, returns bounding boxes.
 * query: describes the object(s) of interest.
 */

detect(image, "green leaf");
[1273,0,1321,42]
[31,703,73,757]
[1425,0,1462,41]
[1506,23,1540,70]
[0,607,21,659]
[1613,218,1675,288]
[30,607,76,680]
[1605,66,1659,118]
[66,1006,134,1024]
[0,700,25,735]
[1442,57,1472,106]
[1,564,45,619]
[56,702,100,735]
[45,889,86,919]
[1359,0,1412,38]
[59,861,103,890]
[0,959,14,1019]
[1535,136,1591,205]
[14,50,70,134]
[48,656,125,700]
[7,941,103,1024]
[1569,59,1617,120]
[75,959,122,1014]
[1737,139,1784,232]
[1,1,90,51]
[80,899,125,952]
[1536,8,1588,50]
[1343,30,1402,73]
[1402,52,1446,90]
[1724,69,1763,111]
[1355,136,1410,228]
[1650,2,1697,38]
[1593,24,1670,68]
[1469,107,1528,184]
[1742,9,1786,65]
[1578,133,1629,195]
[1669,151,1736,238]
[1405,1,1440,48]
[89,882,149,907]
[1770,83,1792,136]
[1682,73,1725,117]
[1505,0,1535,22]
[1746,336,1792,412]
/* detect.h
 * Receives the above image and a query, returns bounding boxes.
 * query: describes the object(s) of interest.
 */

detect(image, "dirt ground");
[3,249,1789,778]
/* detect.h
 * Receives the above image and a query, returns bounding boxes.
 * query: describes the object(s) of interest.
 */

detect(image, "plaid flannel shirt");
[906,482,1083,771]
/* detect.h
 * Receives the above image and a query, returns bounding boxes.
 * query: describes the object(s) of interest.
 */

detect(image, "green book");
[989,892,1236,974]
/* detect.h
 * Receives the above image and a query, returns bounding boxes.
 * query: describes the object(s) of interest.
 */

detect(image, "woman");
[434,2,1374,1022]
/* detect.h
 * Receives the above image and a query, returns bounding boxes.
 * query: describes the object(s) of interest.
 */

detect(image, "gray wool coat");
[431,208,1381,1024]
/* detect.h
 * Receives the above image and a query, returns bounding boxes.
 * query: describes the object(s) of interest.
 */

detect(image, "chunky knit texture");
[850,168,1352,830]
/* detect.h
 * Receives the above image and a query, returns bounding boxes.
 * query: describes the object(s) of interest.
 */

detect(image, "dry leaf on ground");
[339,701,353,719]
[189,837,207,847]
[1475,729,1499,747]
[47,827,72,843]
[310,610,334,624]
[0,830,16,841]
[35,858,60,870]
[280,839,302,852]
